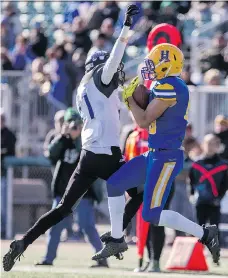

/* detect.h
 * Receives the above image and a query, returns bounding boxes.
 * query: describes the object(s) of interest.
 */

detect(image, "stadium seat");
[19,14,29,28]
[34,2,45,13]
[18,2,28,13]
[53,14,64,27]
[34,14,45,24]
[51,2,62,13]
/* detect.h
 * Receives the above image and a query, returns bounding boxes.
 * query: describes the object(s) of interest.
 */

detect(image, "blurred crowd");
[1,1,228,109]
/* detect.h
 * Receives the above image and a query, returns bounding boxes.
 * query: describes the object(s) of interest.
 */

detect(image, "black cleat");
[100,231,111,243]
[35,261,53,266]
[90,259,109,268]
[100,232,124,260]
[3,240,25,272]
[92,237,128,261]
[199,225,220,265]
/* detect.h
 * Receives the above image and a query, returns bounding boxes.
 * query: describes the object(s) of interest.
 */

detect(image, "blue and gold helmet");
[141,43,184,81]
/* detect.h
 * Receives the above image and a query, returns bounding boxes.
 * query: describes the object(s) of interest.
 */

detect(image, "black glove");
[124,4,140,27]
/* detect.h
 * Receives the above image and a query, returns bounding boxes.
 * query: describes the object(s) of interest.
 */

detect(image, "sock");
[158,210,204,239]
[108,195,125,239]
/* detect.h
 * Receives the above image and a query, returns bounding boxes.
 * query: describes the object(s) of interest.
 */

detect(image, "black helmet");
[85,50,126,86]
[85,51,110,73]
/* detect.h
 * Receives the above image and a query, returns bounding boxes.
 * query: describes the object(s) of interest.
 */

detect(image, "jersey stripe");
[158,98,176,101]
[154,89,175,93]
[150,162,175,208]
[83,94,94,119]
[155,83,174,90]
[154,91,176,96]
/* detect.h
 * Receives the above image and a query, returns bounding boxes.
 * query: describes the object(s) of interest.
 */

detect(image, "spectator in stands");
[157,1,179,27]
[43,48,58,83]
[211,1,228,20]
[184,137,202,162]
[181,66,197,86]
[185,123,198,142]
[204,69,222,85]
[63,2,79,24]
[43,110,65,159]
[189,134,228,231]
[185,123,194,139]
[184,125,203,161]
[100,18,115,47]
[27,22,48,60]
[214,115,228,160]
[2,2,22,50]
[31,57,46,86]
[72,48,86,94]
[176,1,192,14]
[194,2,212,25]
[188,140,203,162]
[1,110,16,239]
[1,20,9,49]
[87,33,110,57]
[43,108,77,241]
[49,44,76,107]
[87,1,120,30]
[36,108,108,268]
[1,47,13,71]
[72,17,92,54]
[11,35,28,70]
[201,33,228,76]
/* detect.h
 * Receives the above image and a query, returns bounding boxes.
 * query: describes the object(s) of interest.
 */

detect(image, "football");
[133,84,149,110]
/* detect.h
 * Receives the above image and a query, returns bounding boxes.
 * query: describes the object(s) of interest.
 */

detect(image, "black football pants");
[23,147,143,248]
[196,204,220,227]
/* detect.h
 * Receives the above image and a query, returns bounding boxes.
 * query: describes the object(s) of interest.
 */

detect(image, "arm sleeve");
[101,26,130,85]
[153,83,177,101]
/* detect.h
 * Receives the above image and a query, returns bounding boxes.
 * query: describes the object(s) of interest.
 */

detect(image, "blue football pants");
[107,149,184,224]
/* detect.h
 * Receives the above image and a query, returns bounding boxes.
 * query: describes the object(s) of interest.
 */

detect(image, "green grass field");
[1,238,228,278]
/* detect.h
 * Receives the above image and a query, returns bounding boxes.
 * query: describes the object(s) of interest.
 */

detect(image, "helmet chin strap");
[155,60,165,68]
[164,65,172,77]
[154,60,171,78]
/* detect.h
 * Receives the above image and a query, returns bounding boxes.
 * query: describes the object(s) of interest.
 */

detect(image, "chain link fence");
[1,70,55,156]
[4,157,52,238]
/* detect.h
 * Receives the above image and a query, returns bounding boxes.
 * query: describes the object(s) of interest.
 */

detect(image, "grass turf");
[1,239,228,278]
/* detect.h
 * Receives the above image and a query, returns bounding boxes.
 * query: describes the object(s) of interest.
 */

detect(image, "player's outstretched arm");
[101,4,139,85]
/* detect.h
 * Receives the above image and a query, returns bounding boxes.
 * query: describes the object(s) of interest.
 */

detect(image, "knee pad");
[56,202,72,217]
[142,207,162,225]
